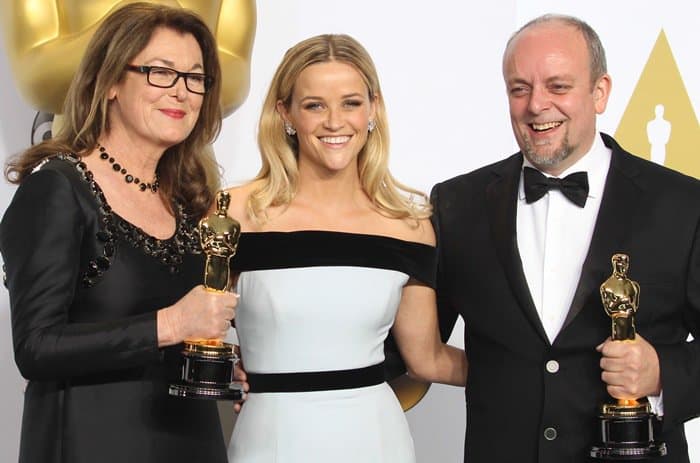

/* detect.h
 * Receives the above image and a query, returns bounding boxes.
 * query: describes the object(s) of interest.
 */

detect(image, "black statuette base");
[169,382,243,401]
[169,341,243,401]
[590,411,667,460]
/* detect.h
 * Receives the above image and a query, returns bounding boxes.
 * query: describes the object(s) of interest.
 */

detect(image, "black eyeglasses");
[125,65,213,95]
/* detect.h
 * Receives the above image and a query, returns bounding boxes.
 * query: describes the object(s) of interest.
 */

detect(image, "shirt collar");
[519,133,612,201]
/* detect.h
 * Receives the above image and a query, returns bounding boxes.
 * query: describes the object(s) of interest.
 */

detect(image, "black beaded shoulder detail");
[51,153,201,287]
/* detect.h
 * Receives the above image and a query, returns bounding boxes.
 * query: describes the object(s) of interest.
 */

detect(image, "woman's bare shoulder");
[406,217,436,246]
[378,216,435,247]
[221,181,262,230]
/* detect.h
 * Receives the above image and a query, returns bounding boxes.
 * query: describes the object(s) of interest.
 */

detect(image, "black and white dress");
[227,231,436,462]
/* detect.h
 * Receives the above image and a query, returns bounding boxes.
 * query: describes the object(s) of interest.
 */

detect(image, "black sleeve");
[0,168,161,380]
[656,211,700,429]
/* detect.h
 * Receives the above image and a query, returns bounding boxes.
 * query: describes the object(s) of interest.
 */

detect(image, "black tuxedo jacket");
[431,133,700,462]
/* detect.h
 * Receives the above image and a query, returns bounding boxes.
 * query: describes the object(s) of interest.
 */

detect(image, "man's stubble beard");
[522,133,573,171]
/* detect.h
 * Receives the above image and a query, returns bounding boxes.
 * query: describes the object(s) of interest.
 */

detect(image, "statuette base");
[590,404,667,460]
[168,340,243,401]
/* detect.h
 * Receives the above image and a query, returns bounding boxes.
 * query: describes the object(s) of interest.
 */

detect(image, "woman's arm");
[2,168,237,380]
[391,280,467,387]
[0,168,165,380]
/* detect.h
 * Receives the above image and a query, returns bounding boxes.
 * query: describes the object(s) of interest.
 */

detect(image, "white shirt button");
[545,360,559,373]
[544,427,557,441]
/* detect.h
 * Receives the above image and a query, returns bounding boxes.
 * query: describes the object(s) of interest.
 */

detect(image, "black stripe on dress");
[230,230,437,288]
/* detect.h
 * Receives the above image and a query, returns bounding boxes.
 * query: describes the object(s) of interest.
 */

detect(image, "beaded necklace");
[97,144,159,193]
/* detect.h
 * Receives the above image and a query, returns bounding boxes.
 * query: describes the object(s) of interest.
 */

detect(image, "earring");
[284,121,296,136]
[368,119,376,133]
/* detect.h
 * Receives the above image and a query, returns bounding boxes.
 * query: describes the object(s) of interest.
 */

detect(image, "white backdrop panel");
[1,1,697,462]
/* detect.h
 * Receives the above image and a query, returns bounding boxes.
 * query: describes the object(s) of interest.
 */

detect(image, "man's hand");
[597,333,661,400]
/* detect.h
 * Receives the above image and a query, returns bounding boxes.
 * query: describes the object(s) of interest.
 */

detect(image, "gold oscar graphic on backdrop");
[615,29,700,178]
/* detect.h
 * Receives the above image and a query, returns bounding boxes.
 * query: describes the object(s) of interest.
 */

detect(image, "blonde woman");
[225,34,467,462]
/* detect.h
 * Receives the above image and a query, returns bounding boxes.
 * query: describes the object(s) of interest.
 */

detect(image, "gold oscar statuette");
[169,191,243,400]
[590,254,667,460]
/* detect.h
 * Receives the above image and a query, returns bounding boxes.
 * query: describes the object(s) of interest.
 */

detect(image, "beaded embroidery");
[53,153,201,287]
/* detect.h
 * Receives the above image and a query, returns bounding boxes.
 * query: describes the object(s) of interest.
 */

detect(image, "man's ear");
[593,74,612,115]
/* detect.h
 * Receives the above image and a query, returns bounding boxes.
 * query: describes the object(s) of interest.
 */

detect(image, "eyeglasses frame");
[124,64,213,95]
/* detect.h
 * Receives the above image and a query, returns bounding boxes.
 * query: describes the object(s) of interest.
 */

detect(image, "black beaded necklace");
[97,144,159,193]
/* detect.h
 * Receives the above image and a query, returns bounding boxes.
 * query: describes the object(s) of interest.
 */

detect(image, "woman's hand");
[157,285,238,346]
[233,345,249,413]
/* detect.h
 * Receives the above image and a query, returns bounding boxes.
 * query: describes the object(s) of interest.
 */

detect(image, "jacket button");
[544,427,557,441]
[545,360,559,373]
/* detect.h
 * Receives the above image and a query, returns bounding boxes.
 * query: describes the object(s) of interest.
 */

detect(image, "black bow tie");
[523,166,589,207]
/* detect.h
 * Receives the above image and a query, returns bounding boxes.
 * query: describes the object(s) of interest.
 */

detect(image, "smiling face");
[277,60,376,177]
[107,27,205,150]
[503,22,611,175]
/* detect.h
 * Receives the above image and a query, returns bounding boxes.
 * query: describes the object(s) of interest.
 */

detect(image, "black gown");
[0,154,227,463]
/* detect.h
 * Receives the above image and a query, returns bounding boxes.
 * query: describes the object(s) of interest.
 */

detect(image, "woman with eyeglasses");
[0,3,236,462]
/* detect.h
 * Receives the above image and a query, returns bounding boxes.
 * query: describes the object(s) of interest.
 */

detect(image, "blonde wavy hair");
[249,34,430,223]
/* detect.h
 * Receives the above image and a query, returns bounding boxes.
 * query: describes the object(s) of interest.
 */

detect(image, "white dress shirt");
[515,133,663,414]
[517,133,610,343]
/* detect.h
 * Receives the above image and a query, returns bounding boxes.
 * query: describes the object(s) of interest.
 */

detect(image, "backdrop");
[1,1,698,462]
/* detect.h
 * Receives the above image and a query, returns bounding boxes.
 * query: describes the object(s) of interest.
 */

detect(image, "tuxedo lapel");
[563,134,645,329]
[487,154,549,343]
